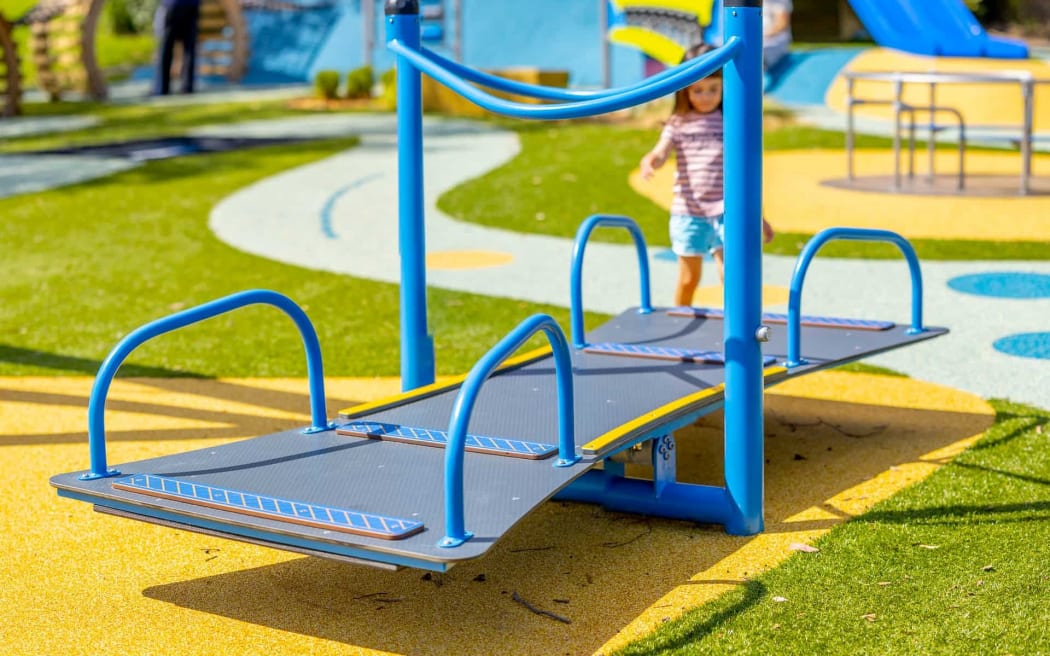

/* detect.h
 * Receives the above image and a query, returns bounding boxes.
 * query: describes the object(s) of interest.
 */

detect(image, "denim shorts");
[670,214,724,256]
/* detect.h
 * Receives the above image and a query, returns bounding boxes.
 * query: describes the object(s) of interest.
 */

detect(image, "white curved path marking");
[209,113,1050,410]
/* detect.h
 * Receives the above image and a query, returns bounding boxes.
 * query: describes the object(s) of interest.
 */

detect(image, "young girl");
[641,45,776,307]
[639,44,727,308]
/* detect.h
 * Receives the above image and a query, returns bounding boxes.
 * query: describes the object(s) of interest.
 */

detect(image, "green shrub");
[314,70,341,100]
[108,0,157,34]
[380,67,396,110]
[108,0,137,34]
[345,65,374,99]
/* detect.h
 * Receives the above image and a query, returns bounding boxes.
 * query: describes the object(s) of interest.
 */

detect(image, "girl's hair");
[671,43,722,116]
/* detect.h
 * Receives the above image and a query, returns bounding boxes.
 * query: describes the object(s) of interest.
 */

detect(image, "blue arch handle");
[416,44,739,103]
[570,214,653,349]
[787,228,925,368]
[388,37,741,120]
[80,289,332,480]
[439,314,579,548]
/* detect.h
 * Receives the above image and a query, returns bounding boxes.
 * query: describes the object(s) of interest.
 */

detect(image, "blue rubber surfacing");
[994,333,1050,360]
[947,273,1050,360]
[948,272,1050,299]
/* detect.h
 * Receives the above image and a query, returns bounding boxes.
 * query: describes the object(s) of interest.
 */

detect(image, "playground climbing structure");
[0,11,21,116]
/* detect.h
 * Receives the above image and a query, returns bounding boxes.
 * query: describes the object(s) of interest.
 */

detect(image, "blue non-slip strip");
[585,342,777,366]
[113,474,423,539]
[669,306,894,331]
[337,421,558,459]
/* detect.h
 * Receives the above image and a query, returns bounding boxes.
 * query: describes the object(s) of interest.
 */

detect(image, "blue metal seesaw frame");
[50,0,947,571]
[385,0,765,534]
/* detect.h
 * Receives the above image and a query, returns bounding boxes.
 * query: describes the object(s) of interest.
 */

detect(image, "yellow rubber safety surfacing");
[5,374,994,656]
[426,250,514,270]
[631,151,1050,242]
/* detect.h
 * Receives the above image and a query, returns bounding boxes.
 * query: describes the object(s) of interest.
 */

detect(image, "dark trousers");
[153,3,200,95]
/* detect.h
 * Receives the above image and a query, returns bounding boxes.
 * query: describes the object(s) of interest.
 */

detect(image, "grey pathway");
[209,113,1050,411]
[0,154,137,199]
[0,115,99,139]
[0,83,311,201]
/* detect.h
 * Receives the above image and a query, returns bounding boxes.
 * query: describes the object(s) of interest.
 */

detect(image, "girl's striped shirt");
[662,110,724,218]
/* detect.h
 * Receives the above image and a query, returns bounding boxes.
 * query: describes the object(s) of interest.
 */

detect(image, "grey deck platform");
[51,307,947,571]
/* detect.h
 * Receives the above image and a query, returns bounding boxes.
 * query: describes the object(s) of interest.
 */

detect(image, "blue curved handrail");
[569,215,652,349]
[419,44,736,103]
[416,46,594,102]
[388,37,741,120]
[80,289,332,480]
[787,228,925,368]
[439,314,579,547]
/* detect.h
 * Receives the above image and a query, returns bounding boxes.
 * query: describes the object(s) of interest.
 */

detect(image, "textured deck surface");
[51,308,947,567]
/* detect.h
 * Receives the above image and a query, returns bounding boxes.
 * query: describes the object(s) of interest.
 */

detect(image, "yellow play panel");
[631,150,1050,242]
[826,49,1050,133]
[1,373,992,655]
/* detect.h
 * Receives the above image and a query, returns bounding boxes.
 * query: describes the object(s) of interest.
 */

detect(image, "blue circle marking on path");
[947,272,1050,299]
[993,333,1050,360]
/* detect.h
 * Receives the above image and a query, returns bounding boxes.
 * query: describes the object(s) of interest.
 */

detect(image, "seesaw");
[51,1,946,572]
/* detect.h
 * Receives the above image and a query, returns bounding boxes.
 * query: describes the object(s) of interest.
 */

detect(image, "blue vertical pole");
[721,0,765,535]
[387,0,435,391]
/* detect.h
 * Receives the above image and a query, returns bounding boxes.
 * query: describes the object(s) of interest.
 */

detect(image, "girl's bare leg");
[675,255,703,307]
[712,249,725,285]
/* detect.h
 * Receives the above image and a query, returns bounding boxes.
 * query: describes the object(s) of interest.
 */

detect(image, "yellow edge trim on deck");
[582,367,790,455]
[338,346,553,419]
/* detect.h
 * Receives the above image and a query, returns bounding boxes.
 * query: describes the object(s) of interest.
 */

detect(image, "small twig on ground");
[352,591,403,603]
[602,521,652,548]
[773,413,887,439]
[511,592,571,624]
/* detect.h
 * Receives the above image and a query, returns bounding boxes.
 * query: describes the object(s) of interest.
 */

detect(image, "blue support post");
[387,0,435,391]
[721,0,765,535]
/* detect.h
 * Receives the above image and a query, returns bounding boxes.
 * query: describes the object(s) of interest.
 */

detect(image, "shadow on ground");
[78,381,993,656]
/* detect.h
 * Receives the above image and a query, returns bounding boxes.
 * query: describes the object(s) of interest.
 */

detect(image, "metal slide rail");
[899,105,966,191]
[569,214,653,349]
[80,289,332,480]
[845,70,1048,195]
[440,314,579,548]
[786,228,924,368]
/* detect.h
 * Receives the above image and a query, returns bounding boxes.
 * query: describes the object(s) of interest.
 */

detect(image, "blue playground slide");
[847,0,1028,59]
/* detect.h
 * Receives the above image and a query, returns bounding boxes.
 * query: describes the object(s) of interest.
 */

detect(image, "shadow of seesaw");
[135,371,995,656]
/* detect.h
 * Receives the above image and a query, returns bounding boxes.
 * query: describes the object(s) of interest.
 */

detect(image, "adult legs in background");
[152,3,199,95]
[176,3,200,93]
[153,5,174,95]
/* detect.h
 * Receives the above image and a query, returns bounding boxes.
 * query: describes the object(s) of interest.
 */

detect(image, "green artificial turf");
[0,136,589,378]
[2,95,1048,655]
[617,399,1050,655]
[438,121,1048,260]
